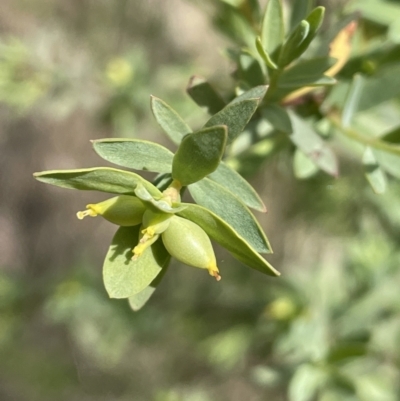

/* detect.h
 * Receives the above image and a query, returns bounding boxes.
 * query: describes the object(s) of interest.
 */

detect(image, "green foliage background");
[1,0,400,400]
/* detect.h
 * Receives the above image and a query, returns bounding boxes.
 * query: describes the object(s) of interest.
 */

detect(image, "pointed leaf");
[342,74,365,127]
[230,85,269,104]
[209,162,266,212]
[278,57,336,88]
[186,75,226,115]
[261,0,285,55]
[103,226,170,299]
[363,147,387,194]
[279,20,310,67]
[293,148,319,179]
[150,96,192,145]
[178,204,279,276]
[293,6,325,58]
[189,178,272,253]
[128,260,170,311]
[256,37,278,69]
[204,99,259,144]
[92,139,173,173]
[172,125,227,186]
[290,0,314,31]
[262,104,293,134]
[381,126,400,144]
[288,111,338,177]
[34,167,162,197]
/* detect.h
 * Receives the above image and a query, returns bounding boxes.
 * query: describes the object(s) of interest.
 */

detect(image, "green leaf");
[256,36,278,69]
[178,204,279,276]
[288,111,338,177]
[34,167,162,197]
[189,178,272,253]
[279,20,310,67]
[342,74,365,127]
[103,226,170,299]
[172,125,228,186]
[204,99,260,145]
[288,364,327,401]
[381,126,400,144]
[186,75,226,115]
[209,162,266,212]
[363,147,387,194]
[262,104,293,133]
[278,57,336,88]
[150,95,192,145]
[261,0,285,55]
[237,52,266,87]
[134,183,187,213]
[293,6,325,58]
[92,139,173,173]
[357,64,400,111]
[230,85,269,103]
[128,260,170,311]
[290,0,314,31]
[293,148,319,179]
[373,149,400,180]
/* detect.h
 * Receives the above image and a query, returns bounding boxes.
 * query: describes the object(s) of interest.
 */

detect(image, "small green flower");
[77,195,146,226]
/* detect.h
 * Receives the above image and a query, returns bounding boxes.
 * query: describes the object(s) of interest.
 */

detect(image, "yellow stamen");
[132,233,159,260]
[76,206,97,220]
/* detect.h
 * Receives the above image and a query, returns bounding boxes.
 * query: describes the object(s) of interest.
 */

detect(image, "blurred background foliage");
[1,0,400,400]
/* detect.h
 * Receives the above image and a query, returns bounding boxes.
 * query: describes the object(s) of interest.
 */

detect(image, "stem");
[327,112,400,156]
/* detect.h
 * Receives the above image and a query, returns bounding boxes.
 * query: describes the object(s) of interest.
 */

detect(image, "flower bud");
[77,195,146,226]
[161,216,221,281]
[132,209,172,259]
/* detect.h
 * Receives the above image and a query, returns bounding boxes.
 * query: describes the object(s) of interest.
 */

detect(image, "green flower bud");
[77,195,146,226]
[132,209,172,259]
[161,215,221,281]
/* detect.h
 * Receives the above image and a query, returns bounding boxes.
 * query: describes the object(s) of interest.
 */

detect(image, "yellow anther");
[76,207,97,220]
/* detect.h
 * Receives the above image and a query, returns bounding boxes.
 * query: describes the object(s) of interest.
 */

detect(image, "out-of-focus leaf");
[363,147,387,194]
[256,36,278,69]
[189,178,272,253]
[288,364,327,401]
[293,148,319,179]
[103,227,169,299]
[381,126,400,144]
[288,111,338,177]
[33,167,162,197]
[128,259,170,311]
[150,95,192,145]
[237,52,266,87]
[178,204,279,276]
[293,6,325,58]
[92,139,173,173]
[261,0,285,55]
[290,0,315,31]
[262,104,293,133]
[204,99,259,145]
[357,64,400,111]
[186,75,226,115]
[279,20,310,67]
[172,125,227,186]
[209,162,266,212]
[373,149,400,180]
[342,74,365,127]
[278,57,336,88]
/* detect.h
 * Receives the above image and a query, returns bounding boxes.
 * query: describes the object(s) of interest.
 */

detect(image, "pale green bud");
[77,195,146,226]
[161,216,221,281]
